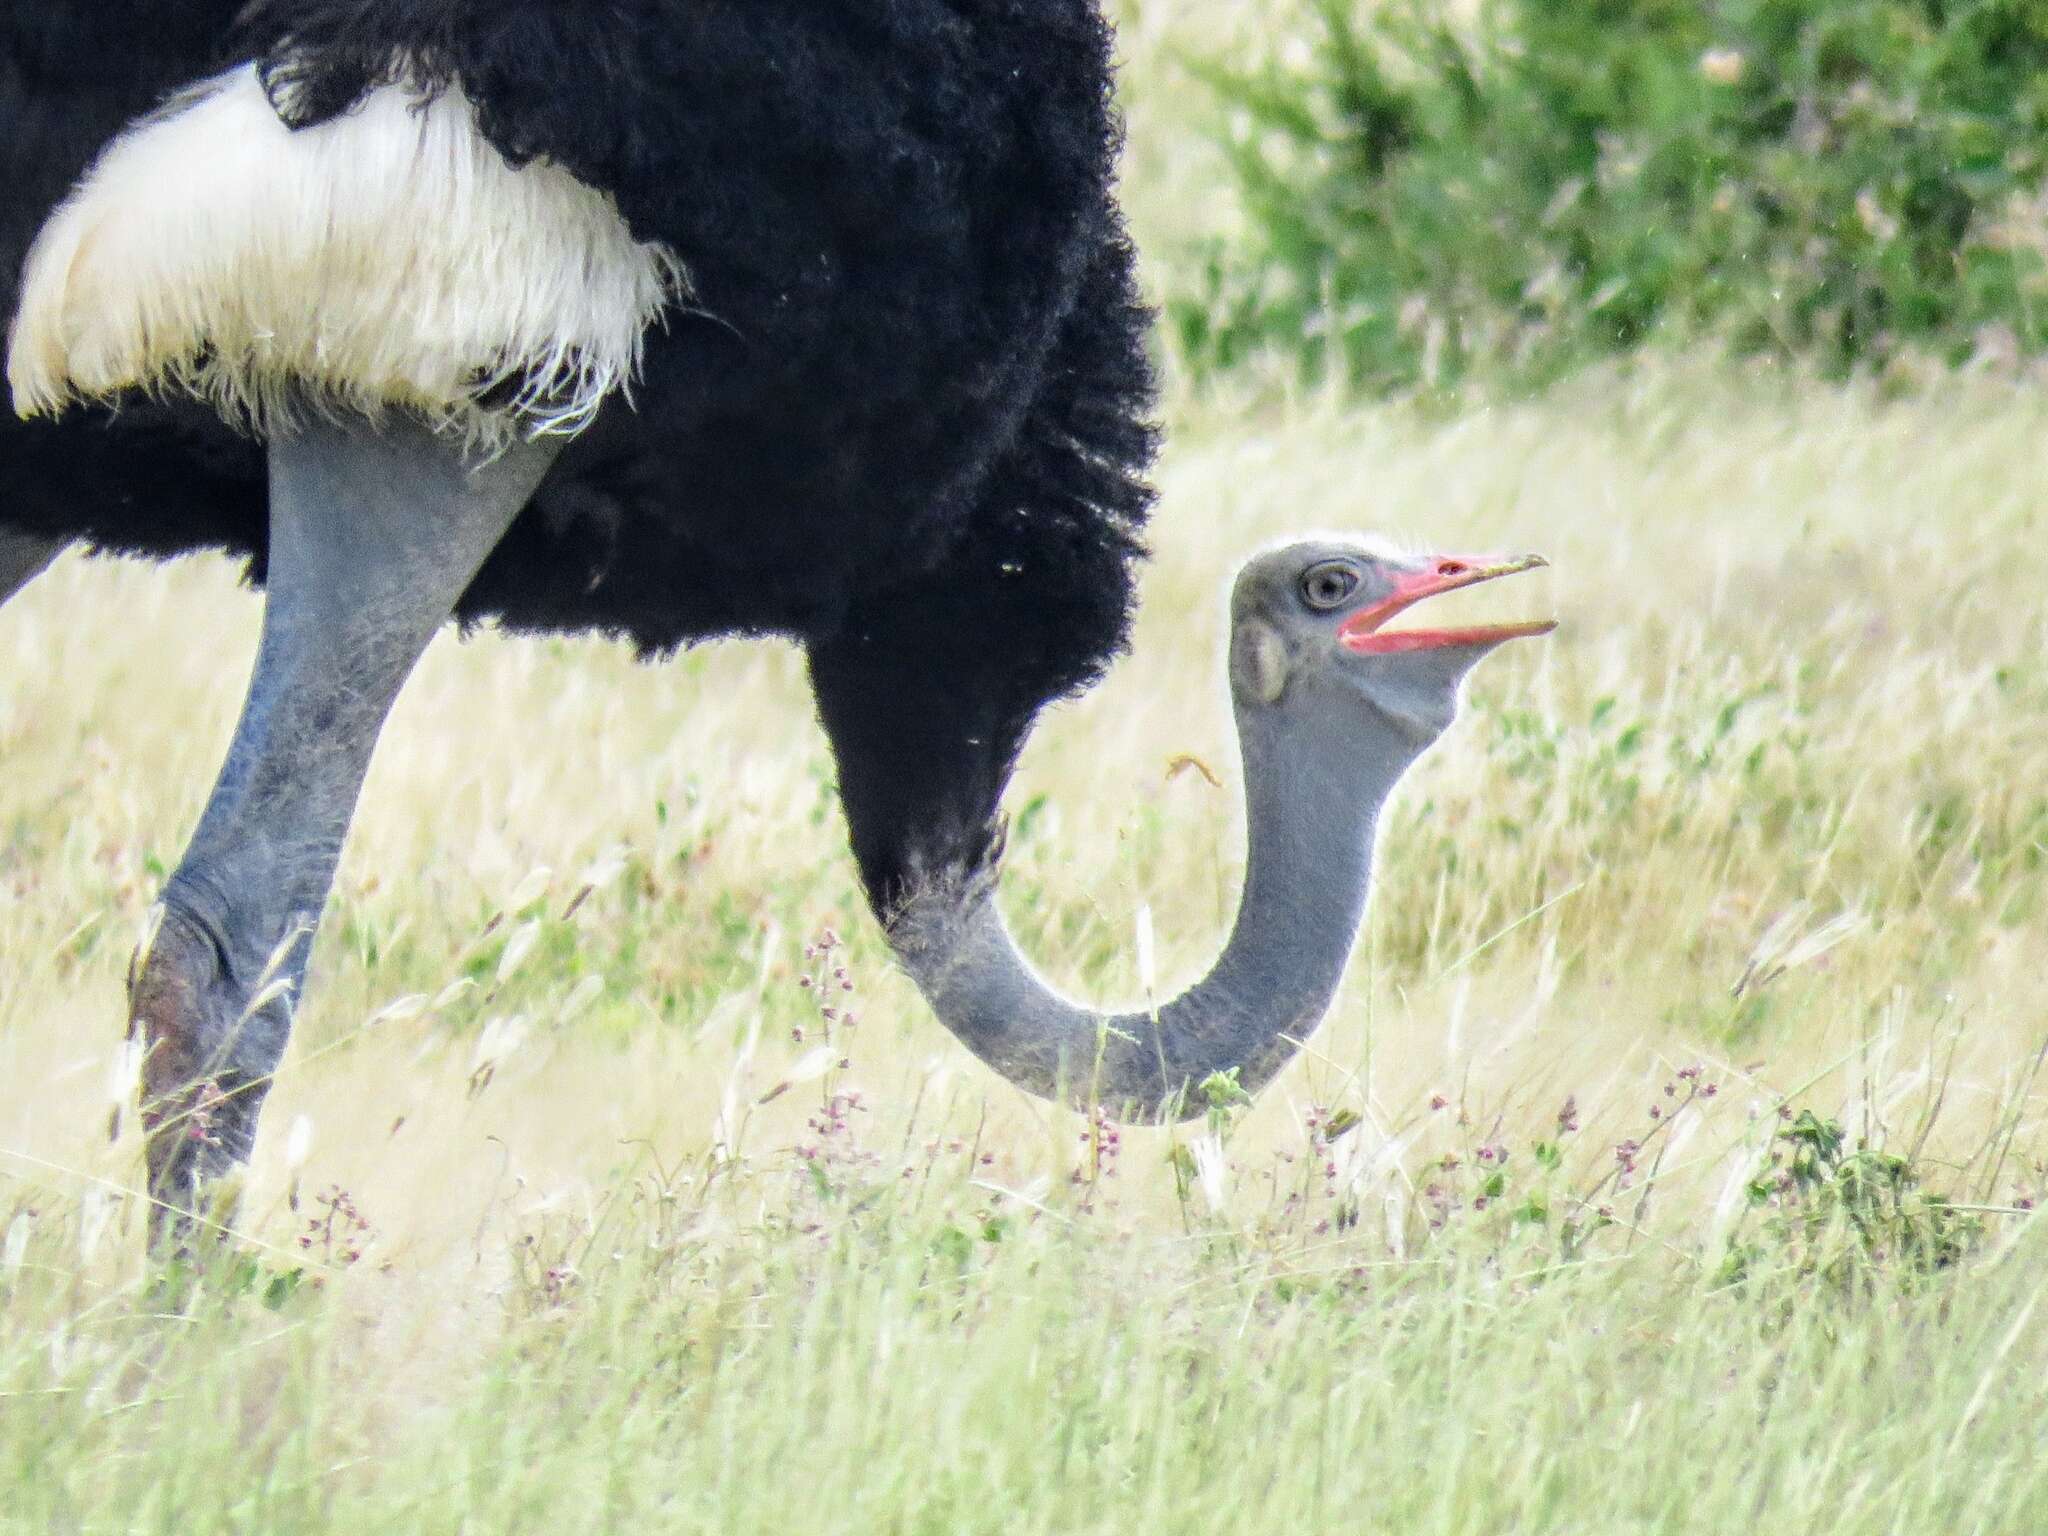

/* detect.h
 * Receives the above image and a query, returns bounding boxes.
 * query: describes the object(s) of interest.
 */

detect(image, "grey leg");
[0,528,64,607]
[132,417,558,1245]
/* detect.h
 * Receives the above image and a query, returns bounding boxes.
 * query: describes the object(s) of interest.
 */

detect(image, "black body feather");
[1,1,1157,903]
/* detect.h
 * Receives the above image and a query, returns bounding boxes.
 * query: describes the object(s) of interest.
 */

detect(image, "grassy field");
[6,9,2048,1533]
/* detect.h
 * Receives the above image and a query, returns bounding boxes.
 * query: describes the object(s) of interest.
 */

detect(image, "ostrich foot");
[131,899,297,1250]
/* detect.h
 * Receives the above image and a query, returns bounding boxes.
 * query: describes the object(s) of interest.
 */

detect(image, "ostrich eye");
[1299,561,1361,611]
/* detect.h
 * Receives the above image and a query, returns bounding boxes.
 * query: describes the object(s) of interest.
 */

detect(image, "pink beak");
[1338,553,1557,655]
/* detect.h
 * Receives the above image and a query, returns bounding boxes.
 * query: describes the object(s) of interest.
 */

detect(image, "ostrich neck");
[889,682,1418,1120]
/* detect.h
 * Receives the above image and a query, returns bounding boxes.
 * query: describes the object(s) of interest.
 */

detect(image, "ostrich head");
[886,535,1555,1120]
[1228,538,1555,748]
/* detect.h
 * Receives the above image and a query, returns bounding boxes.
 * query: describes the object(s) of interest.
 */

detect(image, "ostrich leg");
[132,417,558,1246]
[0,528,63,607]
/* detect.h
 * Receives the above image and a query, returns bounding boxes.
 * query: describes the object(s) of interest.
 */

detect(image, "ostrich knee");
[0,529,64,608]
[135,417,559,1245]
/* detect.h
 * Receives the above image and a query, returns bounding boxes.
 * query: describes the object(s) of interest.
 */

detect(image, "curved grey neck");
[888,676,1424,1121]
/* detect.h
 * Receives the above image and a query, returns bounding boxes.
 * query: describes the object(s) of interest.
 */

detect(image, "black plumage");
[4,7,270,566]
[2,1,1156,910]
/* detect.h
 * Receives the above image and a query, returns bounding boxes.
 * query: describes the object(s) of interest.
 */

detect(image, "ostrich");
[1,3,1551,1240]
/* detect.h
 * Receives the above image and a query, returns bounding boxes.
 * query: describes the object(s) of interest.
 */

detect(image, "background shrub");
[1173,0,2048,395]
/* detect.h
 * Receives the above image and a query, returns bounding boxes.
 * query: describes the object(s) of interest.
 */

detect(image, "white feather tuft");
[7,65,686,447]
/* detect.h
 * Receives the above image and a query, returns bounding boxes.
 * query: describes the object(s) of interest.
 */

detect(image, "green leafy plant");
[1177,0,2048,396]
[1719,1109,1983,1294]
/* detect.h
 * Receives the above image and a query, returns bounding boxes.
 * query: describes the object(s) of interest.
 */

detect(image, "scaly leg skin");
[132,417,559,1252]
[0,528,65,609]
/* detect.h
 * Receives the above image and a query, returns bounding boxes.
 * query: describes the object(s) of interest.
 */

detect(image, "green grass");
[6,1173,2048,1533]
[5,6,2048,1530]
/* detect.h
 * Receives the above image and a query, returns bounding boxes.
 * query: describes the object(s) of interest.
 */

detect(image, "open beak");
[1338,553,1557,655]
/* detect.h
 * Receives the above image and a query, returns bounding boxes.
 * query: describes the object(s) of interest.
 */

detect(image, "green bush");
[1714,1110,1983,1297]
[1174,0,2048,395]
